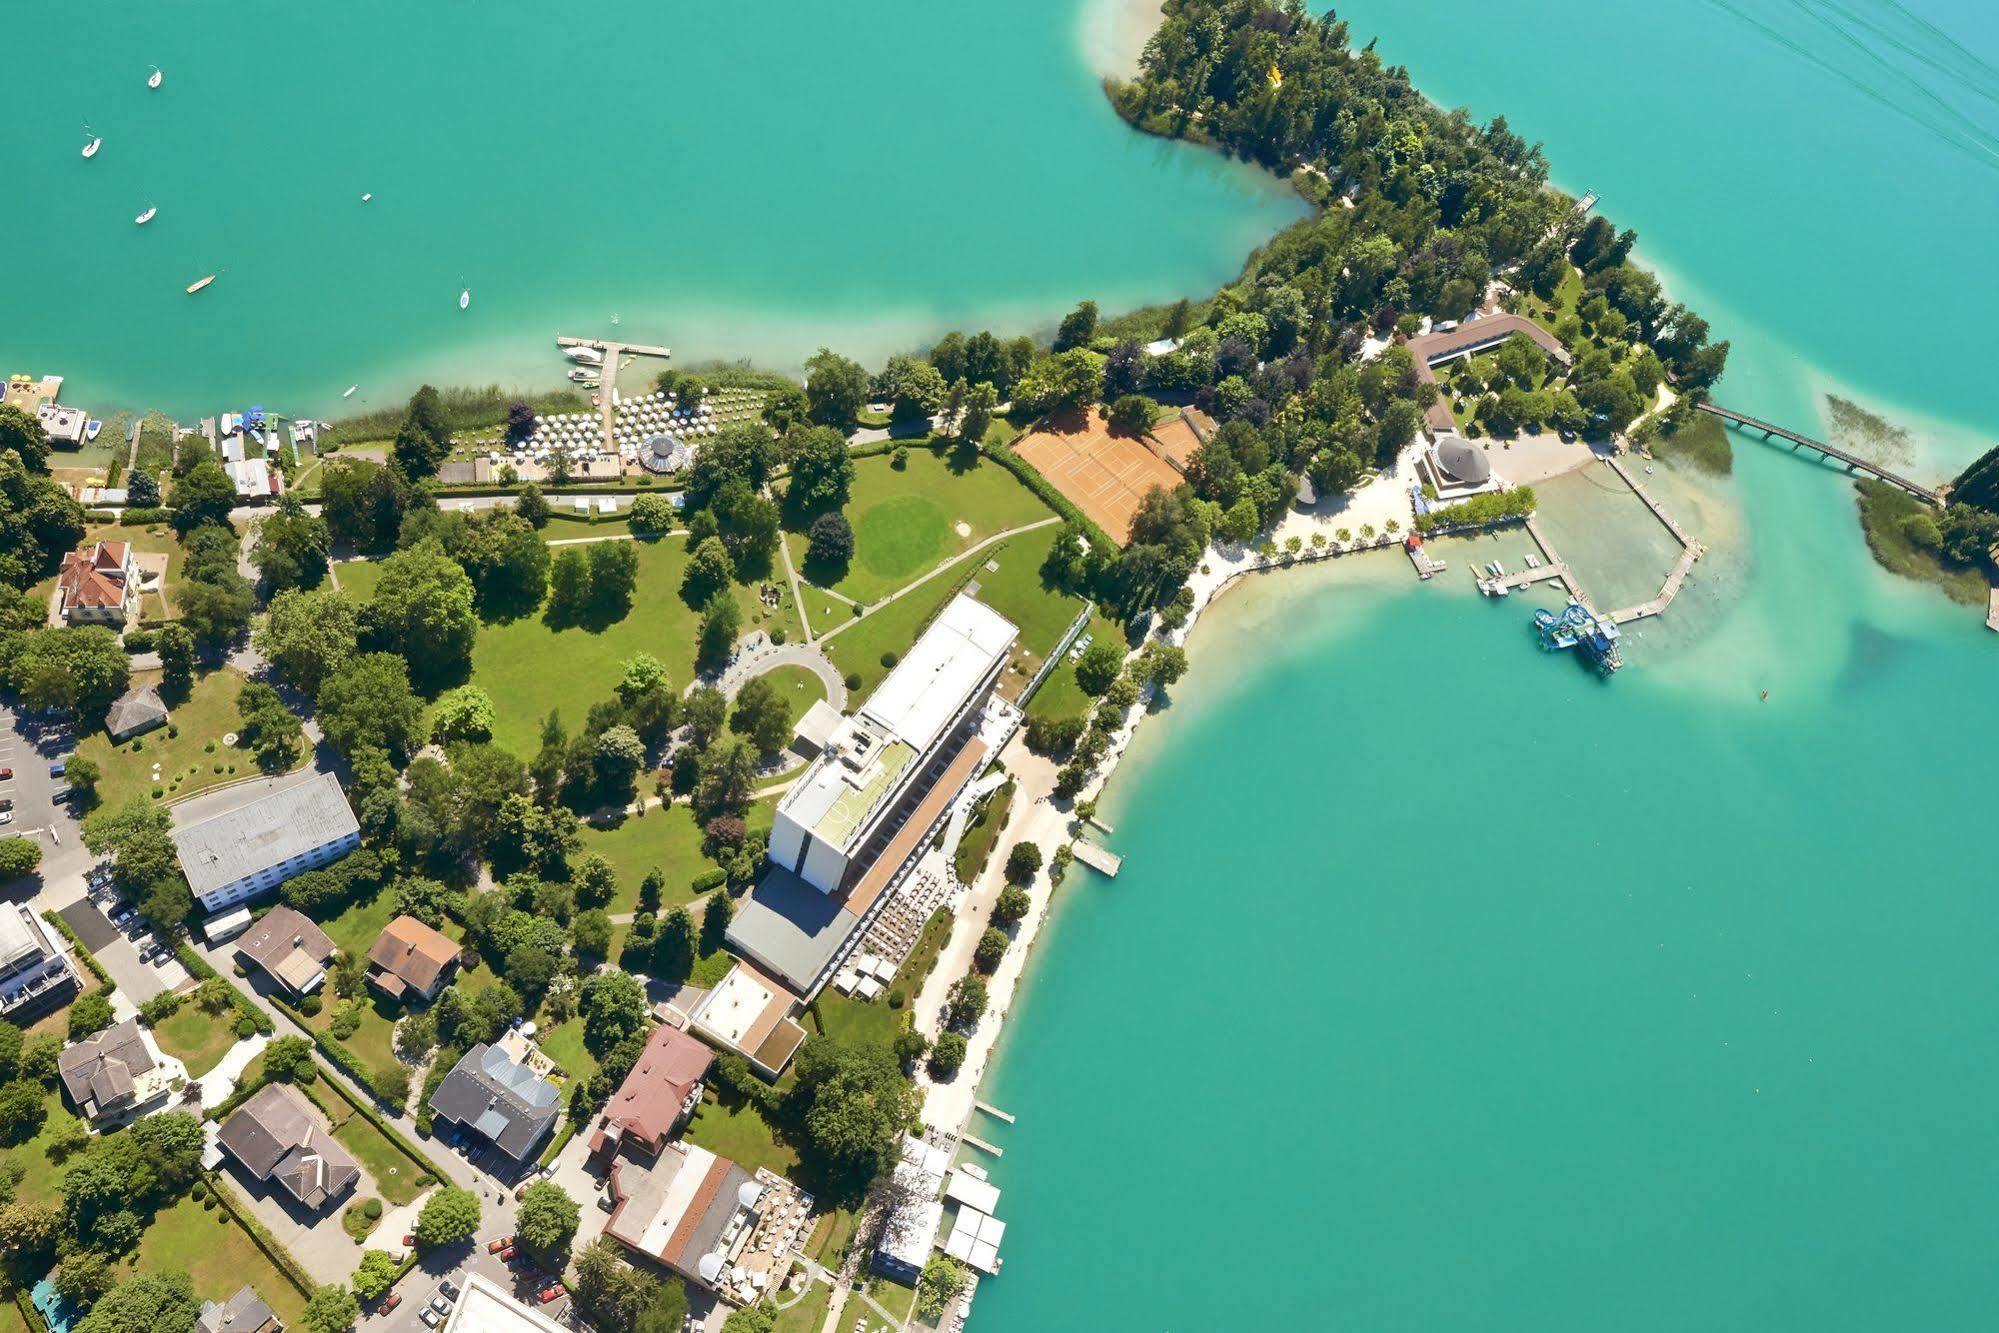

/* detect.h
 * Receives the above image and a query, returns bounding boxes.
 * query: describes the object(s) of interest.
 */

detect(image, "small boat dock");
[974,1100,1015,1125]
[1071,840,1121,877]
[556,335,672,439]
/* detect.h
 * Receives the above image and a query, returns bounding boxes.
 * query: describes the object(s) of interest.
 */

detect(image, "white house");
[171,773,361,913]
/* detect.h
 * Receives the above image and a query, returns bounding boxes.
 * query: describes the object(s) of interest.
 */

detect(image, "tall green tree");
[804,349,871,428]
[362,539,477,687]
[391,385,453,478]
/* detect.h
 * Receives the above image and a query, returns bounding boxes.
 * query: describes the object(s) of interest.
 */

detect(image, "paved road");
[711,640,847,711]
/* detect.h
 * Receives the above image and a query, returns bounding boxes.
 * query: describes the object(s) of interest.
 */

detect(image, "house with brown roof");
[56,540,141,625]
[56,1018,188,1124]
[592,1025,712,1159]
[366,914,459,1002]
[234,906,337,996]
[217,1083,361,1211]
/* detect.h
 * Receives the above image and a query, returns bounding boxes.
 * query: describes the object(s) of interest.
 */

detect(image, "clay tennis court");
[1013,407,1186,544]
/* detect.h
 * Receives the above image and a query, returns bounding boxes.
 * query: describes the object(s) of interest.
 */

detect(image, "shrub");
[299,992,323,1017]
[331,1006,363,1039]
[927,1031,967,1077]
[235,1016,256,1038]
[363,1198,383,1219]
[690,868,727,894]
[880,651,898,668]
[844,673,861,690]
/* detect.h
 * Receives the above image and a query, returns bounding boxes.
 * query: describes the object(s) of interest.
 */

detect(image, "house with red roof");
[591,1024,712,1160]
[55,540,141,625]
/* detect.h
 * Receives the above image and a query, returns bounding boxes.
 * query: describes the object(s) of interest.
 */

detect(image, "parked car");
[498,1244,517,1262]
[486,1237,511,1255]
[46,762,62,778]
[402,1233,416,1247]
[0,799,13,811]
[440,1280,459,1300]
[419,1309,440,1328]
[378,1292,402,1315]
[0,768,13,780]
[538,1285,563,1305]
[430,1296,451,1315]
[0,813,13,826]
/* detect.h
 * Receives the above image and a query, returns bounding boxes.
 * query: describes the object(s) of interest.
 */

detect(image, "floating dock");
[1071,840,1122,877]
[961,1133,1005,1158]
[974,1100,1015,1125]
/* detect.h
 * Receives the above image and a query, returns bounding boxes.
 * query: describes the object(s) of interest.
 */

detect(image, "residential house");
[365,914,459,1002]
[171,772,361,914]
[56,540,142,625]
[105,683,169,742]
[56,1018,187,1123]
[217,1083,361,1211]
[234,906,337,996]
[591,1025,711,1160]
[195,1287,281,1333]
[428,1043,561,1166]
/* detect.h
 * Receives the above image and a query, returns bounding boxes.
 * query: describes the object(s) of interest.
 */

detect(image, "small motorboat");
[85,420,103,441]
[135,204,156,225]
[565,346,604,364]
[567,367,597,383]
[82,136,101,159]
[459,288,470,310]
[186,273,217,294]
[342,385,359,399]
[147,67,163,89]
[361,192,372,202]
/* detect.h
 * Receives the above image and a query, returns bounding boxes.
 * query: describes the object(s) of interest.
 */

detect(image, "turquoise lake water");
[5,1,1299,417]
[972,2,1999,1330]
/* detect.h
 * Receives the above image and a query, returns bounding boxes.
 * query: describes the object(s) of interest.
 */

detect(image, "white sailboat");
[81,135,101,159]
[135,203,156,225]
[147,67,163,89]
[459,288,471,310]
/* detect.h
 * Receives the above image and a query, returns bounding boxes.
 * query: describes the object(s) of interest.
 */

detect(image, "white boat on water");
[459,288,470,310]
[567,368,597,383]
[565,346,604,365]
[85,420,103,441]
[147,67,163,89]
[81,137,101,159]
[342,385,359,399]
[135,204,156,225]
[361,192,372,202]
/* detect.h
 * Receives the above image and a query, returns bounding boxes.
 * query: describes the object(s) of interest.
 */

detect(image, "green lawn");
[4,1092,86,1206]
[805,1208,862,1267]
[318,883,402,961]
[866,1274,918,1325]
[304,991,405,1092]
[771,1276,835,1333]
[809,991,902,1055]
[784,448,1054,604]
[963,529,1091,698]
[684,1095,798,1178]
[72,666,275,808]
[311,1079,428,1206]
[1023,611,1127,722]
[536,1016,597,1084]
[953,782,1014,885]
[136,1191,310,1329]
[821,571,968,701]
[891,909,954,999]
[756,664,828,730]
[331,557,386,600]
[579,797,776,913]
[467,539,795,754]
[151,1004,240,1078]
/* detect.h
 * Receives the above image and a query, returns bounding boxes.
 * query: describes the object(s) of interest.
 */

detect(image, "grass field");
[578,797,776,913]
[821,570,967,700]
[684,1095,798,1178]
[808,991,901,1054]
[784,448,1054,604]
[319,884,402,961]
[771,1277,835,1333]
[73,666,274,809]
[136,1191,310,1329]
[151,1004,240,1078]
[312,1082,427,1205]
[959,528,1090,697]
[304,992,404,1093]
[953,781,1014,885]
[4,1092,85,1206]
[467,540,797,754]
[1023,610,1126,722]
[331,557,386,600]
[536,1016,596,1085]
[756,664,828,730]
[891,909,954,999]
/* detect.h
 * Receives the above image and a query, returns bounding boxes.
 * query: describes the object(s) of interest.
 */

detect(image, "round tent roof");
[1435,435,1491,486]
[646,431,685,457]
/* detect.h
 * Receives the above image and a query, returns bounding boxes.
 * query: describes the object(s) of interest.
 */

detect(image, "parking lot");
[368,1236,582,1331]
[58,880,189,1004]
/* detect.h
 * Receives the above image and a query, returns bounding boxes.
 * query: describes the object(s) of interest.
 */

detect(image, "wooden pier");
[1600,458,1703,625]
[556,335,672,438]
[961,1133,1005,1158]
[974,1100,1016,1125]
[1071,840,1122,877]
[1695,401,1940,504]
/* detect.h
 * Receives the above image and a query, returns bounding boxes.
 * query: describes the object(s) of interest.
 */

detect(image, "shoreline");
[1078,0,1164,79]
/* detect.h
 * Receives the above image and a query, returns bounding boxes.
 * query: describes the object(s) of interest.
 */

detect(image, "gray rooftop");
[197,1286,279,1333]
[429,1043,561,1162]
[726,864,859,995]
[171,772,359,897]
[57,1018,156,1115]
[1435,435,1492,486]
[105,684,168,740]
[217,1083,362,1210]
[0,904,55,971]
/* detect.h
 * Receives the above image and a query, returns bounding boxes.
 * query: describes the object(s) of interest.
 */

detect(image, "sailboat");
[81,133,101,159]
[135,203,157,225]
[459,288,471,310]
[147,67,163,89]
[186,273,217,294]
[342,385,359,399]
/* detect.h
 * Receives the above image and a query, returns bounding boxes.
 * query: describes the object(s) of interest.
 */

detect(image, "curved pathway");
[712,639,848,711]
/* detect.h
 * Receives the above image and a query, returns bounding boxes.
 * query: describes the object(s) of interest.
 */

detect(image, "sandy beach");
[1078,0,1165,77]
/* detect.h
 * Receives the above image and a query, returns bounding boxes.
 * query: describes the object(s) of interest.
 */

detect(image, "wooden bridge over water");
[1694,401,1940,504]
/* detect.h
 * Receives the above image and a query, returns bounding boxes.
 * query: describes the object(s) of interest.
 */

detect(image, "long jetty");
[1601,457,1701,624]
[556,335,672,439]
[1695,401,1940,504]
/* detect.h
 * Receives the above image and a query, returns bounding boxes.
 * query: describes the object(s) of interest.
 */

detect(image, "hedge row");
[42,910,112,987]
[982,436,1118,553]
[118,506,174,526]
[201,1172,317,1298]
[267,991,395,1108]
[205,1065,276,1122]
[689,868,727,894]
[174,943,275,1034]
[309,1047,449,1182]
[536,1117,580,1168]
[12,1288,47,1333]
